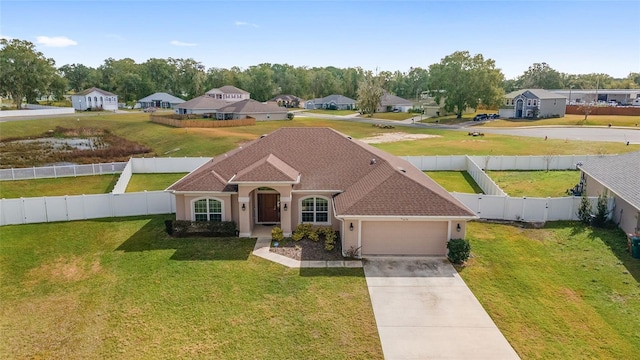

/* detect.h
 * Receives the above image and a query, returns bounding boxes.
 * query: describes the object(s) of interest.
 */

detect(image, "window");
[505,99,509,105]
[193,198,222,221]
[533,99,537,106]
[300,197,329,223]
[527,99,532,106]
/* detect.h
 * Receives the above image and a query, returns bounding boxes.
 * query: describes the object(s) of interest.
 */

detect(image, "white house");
[71,87,118,111]
[499,89,566,119]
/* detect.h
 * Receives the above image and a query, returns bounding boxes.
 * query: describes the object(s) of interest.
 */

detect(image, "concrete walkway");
[364,257,519,359]
[251,237,362,268]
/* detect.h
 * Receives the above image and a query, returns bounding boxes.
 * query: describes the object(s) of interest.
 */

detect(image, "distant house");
[71,87,118,111]
[137,92,185,109]
[215,99,289,121]
[499,89,566,119]
[305,95,356,110]
[549,89,640,105]
[175,85,251,115]
[270,95,304,108]
[578,151,640,235]
[205,85,250,102]
[376,92,414,113]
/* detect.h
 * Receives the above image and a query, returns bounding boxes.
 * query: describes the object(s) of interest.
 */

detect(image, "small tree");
[592,192,610,227]
[577,192,592,224]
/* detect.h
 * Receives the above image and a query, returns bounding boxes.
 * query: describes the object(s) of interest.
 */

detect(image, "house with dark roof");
[137,92,185,109]
[167,128,476,257]
[71,87,118,111]
[215,99,289,121]
[304,95,356,110]
[499,89,566,119]
[578,151,640,235]
[270,94,304,108]
[376,92,414,113]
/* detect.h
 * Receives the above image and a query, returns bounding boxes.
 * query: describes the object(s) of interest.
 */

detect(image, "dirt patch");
[269,238,346,261]
[360,132,441,144]
[25,256,102,285]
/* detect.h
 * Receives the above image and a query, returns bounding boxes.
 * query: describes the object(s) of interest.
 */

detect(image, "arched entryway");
[515,99,524,118]
[255,187,280,224]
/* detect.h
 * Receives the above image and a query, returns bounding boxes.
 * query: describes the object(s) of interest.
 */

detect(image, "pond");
[12,137,106,151]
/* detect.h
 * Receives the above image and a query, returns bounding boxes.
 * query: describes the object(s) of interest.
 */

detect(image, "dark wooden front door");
[258,194,280,223]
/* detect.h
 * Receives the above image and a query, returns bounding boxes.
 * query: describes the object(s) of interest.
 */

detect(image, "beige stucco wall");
[173,193,233,221]
[584,173,640,234]
[291,192,340,231]
[450,221,467,239]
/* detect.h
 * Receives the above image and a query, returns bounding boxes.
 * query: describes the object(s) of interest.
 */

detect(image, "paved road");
[364,257,520,359]
[477,126,640,144]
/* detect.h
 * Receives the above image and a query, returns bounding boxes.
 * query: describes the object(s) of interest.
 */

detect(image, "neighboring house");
[499,89,566,119]
[376,92,414,113]
[578,151,640,235]
[215,99,289,121]
[71,87,118,111]
[205,85,250,102]
[167,128,476,257]
[305,95,356,110]
[270,95,304,108]
[137,92,185,109]
[174,95,230,115]
[550,89,640,105]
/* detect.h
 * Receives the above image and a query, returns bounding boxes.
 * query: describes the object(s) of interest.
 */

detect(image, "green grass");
[425,171,483,193]
[481,114,640,128]
[303,109,358,116]
[0,174,119,198]
[487,170,580,197]
[126,173,188,192]
[363,112,416,121]
[0,216,383,359]
[459,221,640,359]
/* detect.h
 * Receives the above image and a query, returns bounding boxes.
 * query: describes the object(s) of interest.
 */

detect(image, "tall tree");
[517,62,562,89]
[0,39,58,109]
[428,51,504,118]
[243,63,276,101]
[59,63,97,93]
[356,71,385,116]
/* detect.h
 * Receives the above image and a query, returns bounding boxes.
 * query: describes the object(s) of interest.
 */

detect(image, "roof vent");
[260,134,267,138]
[398,167,406,173]
[370,158,376,165]
[346,136,352,140]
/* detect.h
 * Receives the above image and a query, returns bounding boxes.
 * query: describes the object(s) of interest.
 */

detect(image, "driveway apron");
[364,257,519,359]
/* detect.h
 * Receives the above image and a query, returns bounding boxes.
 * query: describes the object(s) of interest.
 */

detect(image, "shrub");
[318,226,337,251]
[287,112,295,120]
[171,220,237,237]
[308,230,320,242]
[164,220,173,235]
[271,227,284,242]
[345,246,361,259]
[447,239,471,265]
[578,192,592,225]
[292,223,313,241]
[592,192,610,227]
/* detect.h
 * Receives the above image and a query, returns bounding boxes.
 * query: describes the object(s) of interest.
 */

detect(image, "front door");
[258,194,280,223]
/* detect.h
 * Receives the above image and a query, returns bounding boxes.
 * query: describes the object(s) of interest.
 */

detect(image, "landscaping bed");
[270,237,345,261]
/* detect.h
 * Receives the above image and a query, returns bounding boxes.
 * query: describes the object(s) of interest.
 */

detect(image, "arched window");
[193,198,223,221]
[300,196,329,224]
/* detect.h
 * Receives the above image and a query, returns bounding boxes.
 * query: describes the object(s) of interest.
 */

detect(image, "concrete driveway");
[364,257,519,359]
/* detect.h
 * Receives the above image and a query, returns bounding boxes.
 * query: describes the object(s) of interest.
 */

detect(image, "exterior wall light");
[349,222,354,231]
[242,203,246,211]
[283,203,288,211]
[456,223,461,232]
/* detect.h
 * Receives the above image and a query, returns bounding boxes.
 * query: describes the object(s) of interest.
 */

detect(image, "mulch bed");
[269,238,345,261]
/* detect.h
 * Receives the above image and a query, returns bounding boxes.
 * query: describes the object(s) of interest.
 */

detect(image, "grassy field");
[487,170,580,197]
[460,221,640,359]
[126,173,188,192]
[1,113,639,159]
[302,109,358,116]
[425,171,483,193]
[363,112,416,121]
[0,216,383,359]
[0,174,119,198]
[482,114,640,128]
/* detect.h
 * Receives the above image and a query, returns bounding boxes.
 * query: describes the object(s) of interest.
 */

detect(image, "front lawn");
[460,221,640,359]
[481,114,640,128]
[487,170,580,197]
[303,109,358,116]
[0,216,382,359]
[425,171,483,193]
[0,174,119,198]
[126,173,188,192]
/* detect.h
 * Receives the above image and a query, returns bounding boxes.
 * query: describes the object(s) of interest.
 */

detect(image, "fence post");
[11,168,15,180]
[53,165,57,178]
[521,197,527,221]
[33,167,37,179]
[145,190,149,215]
[21,197,26,224]
[544,197,550,222]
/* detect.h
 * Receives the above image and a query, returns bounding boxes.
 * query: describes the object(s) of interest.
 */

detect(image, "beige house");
[167,128,476,257]
[579,152,640,235]
[376,92,414,113]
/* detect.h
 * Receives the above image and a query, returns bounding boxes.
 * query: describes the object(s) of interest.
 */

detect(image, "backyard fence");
[0,162,127,181]
[150,114,256,128]
[402,154,611,172]
[0,106,75,118]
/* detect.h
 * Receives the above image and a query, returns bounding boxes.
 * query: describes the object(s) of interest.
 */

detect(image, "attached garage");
[361,221,449,256]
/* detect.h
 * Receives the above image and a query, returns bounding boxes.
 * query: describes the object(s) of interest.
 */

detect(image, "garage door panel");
[362,221,448,256]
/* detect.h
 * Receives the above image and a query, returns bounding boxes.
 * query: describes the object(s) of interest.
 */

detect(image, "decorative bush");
[292,223,313,241]
[344,246,361,259]
[171,220,237,237]
[578,192,592,225]
[271,227,284,242]
[447,239,471,265]
[291,224,337,251]
[592,192,610,227]
[287,112,295,120]
[319,226,337,251]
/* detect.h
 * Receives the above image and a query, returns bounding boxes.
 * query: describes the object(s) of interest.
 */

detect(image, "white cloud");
[170,40,197,47]
[36,36,78,47]
[234,21,259,28]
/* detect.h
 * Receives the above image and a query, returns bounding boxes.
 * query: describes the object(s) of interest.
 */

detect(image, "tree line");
[1,38,639,110]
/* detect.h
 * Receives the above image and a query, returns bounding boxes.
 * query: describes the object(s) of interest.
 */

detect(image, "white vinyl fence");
[0,106,75,118]
[0,162,127,181]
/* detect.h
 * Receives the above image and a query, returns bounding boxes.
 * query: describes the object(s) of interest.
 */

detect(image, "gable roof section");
[380,92,413,106]
[579,151,640,210]
[231,154,300,183]
[206,85,249,95]
[271,94,303,102]
[168,128,475,218]
[505,89,566,100]
[138,92,185,104]
[217,99,288,114]
[176,95,230,110]
[75,87,116,97]
[312,94,355,105]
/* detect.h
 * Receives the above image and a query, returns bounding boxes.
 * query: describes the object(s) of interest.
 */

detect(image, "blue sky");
[1,0,639,79]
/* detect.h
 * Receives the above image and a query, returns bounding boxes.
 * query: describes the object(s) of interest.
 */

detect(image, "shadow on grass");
[113,216,252,261]
[545,221,640,283]
[461,171,484,193]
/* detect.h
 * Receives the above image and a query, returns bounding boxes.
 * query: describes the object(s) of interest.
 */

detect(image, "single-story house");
[215,99,289,121]
[205,85,250,102]
[166,128,476,257]
[499,89,566,119]
[137,92,185,109]
[71,87,118,111]
[174,95,230,115]
[578,151,640,235]
[270,95,304,108]
[376,92,414,113]
[305,95,356,110]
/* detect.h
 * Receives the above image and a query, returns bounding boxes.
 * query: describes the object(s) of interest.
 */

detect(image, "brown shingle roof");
[168,128,475,218]
[217,99,288,114]
[232,154,299,183]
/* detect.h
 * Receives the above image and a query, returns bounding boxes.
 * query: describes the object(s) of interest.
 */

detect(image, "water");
[14,137,104,150]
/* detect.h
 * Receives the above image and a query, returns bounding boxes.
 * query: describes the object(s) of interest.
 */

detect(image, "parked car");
[488,113,500,119]
[143,107,157,113]
[473,114,488,121]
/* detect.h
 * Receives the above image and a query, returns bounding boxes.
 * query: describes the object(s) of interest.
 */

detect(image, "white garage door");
[361,221,448,256]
